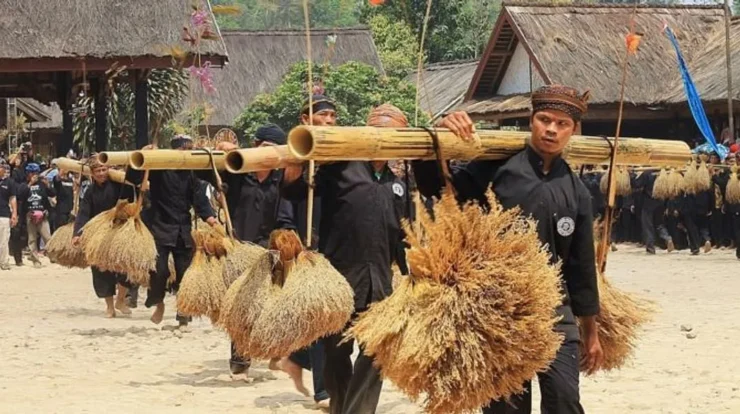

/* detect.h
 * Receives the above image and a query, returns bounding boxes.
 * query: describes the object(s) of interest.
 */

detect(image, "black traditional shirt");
[73,180,132,236]
[414,146,600,340]
[282,161,409,311]
[53,175,75,217]
[0,177,16,218]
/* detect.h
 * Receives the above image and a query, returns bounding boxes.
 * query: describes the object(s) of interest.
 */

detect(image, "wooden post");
[56,71,73,157]
[134,70,149,149]
[92,77,107,152]
[724,0,735,143]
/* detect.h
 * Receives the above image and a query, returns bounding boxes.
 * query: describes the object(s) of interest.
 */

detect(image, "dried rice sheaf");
[177,229,229,323]
[726,167,740,205]
[695,160,712,193]
[682,159,699,194]
[348,190,563,414]
[220,230,354,360]
[46,223,87,269]
[653,168,684,200]
[80,200,156,287]
[600,168,632,196]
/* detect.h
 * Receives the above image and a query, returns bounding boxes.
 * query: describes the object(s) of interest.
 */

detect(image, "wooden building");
[0,0,228,156]
[408,60,478,121]
[457,2,727,139]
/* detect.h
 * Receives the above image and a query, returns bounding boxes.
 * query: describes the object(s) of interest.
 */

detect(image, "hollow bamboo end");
[98,153,109,164]
[225,150,245,174]
[288,126,314,159]
[130,152,145,170]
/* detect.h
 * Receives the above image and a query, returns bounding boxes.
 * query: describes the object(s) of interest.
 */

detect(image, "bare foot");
[316,399,330,410]
[150,303,165,324]
[279,357,310,397]
[115,299,132,315]
[704,241,712,254]
[105,307,116,318]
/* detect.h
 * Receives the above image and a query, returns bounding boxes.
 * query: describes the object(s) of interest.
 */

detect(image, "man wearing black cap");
[414,84,603,414]
[129,135,218,325]
[215,124,296,376]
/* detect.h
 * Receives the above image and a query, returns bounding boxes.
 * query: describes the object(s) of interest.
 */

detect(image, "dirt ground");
[1,244,739,414]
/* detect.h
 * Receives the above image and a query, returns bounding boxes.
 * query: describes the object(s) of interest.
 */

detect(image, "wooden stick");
[224,145,304,173]
[303,0,315,249]
[288,126,692,167]
[98,151,131,166]
[54,157,126,184]
[129,149,227,170]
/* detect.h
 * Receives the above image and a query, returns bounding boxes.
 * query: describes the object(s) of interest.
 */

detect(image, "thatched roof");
[204,28,383,126]
[465,2,725,111]
[662,17,740,104]
[409,60,478,119]
[456,93,530,117]
[0,0,227,71]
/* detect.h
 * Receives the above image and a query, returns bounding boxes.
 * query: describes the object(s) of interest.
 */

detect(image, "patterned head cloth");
[367,104,409,127]
[88,154,105,169]
[531,84,590,121]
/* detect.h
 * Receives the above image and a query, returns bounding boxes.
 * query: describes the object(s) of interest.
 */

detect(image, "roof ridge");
[221,27,371,36]
[502,1,723,10]
[424,59,479,69]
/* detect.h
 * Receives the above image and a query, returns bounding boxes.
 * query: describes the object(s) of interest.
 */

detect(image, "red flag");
[369,0,386,5]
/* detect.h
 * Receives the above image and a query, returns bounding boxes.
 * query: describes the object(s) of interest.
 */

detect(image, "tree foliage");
[366,14,419,76]
[234,61,423,143]
[212,0,361,30]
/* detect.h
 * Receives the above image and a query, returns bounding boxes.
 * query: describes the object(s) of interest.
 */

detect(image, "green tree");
[73,69,188,152]
[234,61,424,142]
[212,0,361,30]
[366,14,419,76]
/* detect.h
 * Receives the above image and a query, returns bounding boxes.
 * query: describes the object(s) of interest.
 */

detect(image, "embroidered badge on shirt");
[557,216,575,237]
[392,183,404,197]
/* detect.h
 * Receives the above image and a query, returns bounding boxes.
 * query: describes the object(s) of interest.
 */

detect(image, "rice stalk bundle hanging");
[177,229,229,323]
[682,159,699,194]
[726,167,740,205]
[600,168,631,196]
[80,200,157,286]
[220,230,354,360]
[695,160,712,193]
[347,190,563,414]
[652,169,669,199]
[222,241,265,286]
[46,223,87,268]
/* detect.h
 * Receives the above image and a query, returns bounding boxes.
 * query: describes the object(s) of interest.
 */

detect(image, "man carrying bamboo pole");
[129,134,218,325]
[214,124,296,377]
[71,159,133,318]
[281,103,411,414]
[414,84,603,414]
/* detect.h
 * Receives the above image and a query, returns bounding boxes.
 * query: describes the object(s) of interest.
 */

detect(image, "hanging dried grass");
[220,230,354,360]
[682,159,699,194]
[726,167,740,205]
[177,229,229,323]
[652,169,669,199]
[222,241,265,286]
[695,160,712,193]
[668,168,686,198]
[600,168,632,196]
[80,200,157,287]
[46,223,87,268]
[348,190,563,414]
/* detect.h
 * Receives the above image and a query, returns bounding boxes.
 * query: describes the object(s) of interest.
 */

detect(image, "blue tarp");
[664,26,728,160]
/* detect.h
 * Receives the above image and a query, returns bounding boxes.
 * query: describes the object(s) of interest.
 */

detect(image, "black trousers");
[91,266,132,298]
[710,209,726,247]
[482,339,584,414]
[145,242,193,308]
[694,214,711,244]
[9,225,26,264]
[733,213,740,258]
[641,205,672,249]
[681,213,701,253]
[324,331,383,414]
[229,341,251,368]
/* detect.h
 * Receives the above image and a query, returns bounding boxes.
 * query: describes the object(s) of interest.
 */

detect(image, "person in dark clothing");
[710,168,729,247]
[16,163,55,268]
[128,135,217,325]
[71,159,133,317]
[635,171,674,254]
[674,191,702,255]
[281,102,412,414]
[726,190,740,258]
[53,169,76,230]
[214,124,297,377]
[413,85,603,414]
[0,163,18,270]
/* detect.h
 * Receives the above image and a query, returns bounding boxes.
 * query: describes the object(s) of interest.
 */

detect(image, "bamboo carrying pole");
[224,145,303,174]
[288,126,692,167]
[129,150,226,171]
[54,157,126,184]
[98,151,131,166]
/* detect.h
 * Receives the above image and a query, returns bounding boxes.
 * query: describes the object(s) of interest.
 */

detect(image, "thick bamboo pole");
[98,151,131,166]
[129,150,226,171]
[288,126,692,167]
[224,145,304,173]
[54,157,126,183]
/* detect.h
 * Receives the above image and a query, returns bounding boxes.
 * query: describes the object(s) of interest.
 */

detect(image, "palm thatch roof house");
[202,28,383,132]
[0,0,228,155]
[408,60,479,121]
[458,2,727,139]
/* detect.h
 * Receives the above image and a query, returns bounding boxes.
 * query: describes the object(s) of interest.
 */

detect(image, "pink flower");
[189,62,216,94]
[190,10,209,29]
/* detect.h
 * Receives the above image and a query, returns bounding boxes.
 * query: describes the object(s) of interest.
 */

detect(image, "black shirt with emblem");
[414,146,600,340]
[53,174,76,217]
[282,161,409,311]
[0,177,16,218]
[17,181,55,217]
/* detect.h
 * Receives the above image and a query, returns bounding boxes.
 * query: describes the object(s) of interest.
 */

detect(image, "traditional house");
[457,2,726,139]
[409,60,479,121]
[202,28,383,134]
[0,0,228,155]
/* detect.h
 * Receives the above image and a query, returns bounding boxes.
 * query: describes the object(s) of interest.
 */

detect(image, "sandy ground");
[1,244,739,414]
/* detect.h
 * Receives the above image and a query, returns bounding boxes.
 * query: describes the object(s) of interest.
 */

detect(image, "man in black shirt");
[16,163,55,268]
[72,159,134,317]
[414,85,603,414]
[0,162,18,270]
[215,124,296,376]
[130,135,217,325]
[53,169,76,231]
[282,103,412,414]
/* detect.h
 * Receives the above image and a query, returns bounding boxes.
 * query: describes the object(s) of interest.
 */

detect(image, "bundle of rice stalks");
[695,160,712,193]
[600,168,632,196]
[682,159,699,194]
[80,200,157,286]
[177,229,229,323]
[652,169,669,199]
[726,166,740,205]
[668,168,686,198]
[347,191,563,414]
[653,168,684,200]
[222,241,266,286]
[46,223,87,268]
[220,230,354,360]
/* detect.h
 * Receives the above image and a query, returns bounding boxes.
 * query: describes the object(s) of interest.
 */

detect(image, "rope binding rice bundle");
[220,229,354,360]
[347,190,563,414]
